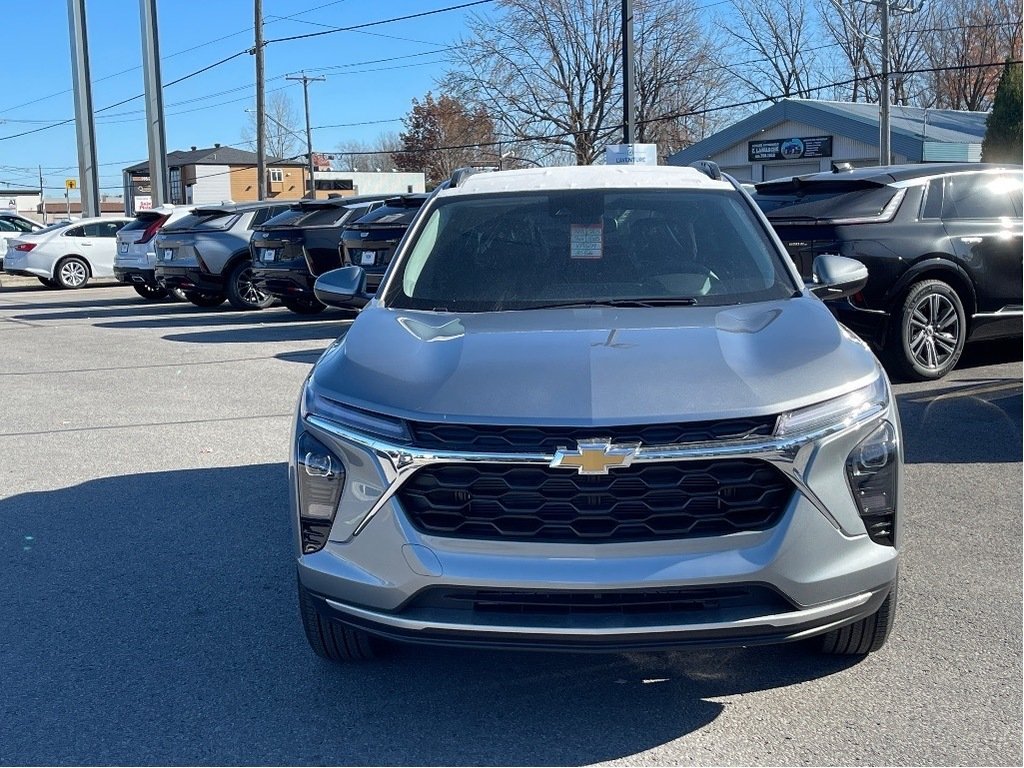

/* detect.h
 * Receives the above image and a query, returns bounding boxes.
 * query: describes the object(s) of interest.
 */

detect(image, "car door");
[80,221,125,277]
[941,171,1024,313]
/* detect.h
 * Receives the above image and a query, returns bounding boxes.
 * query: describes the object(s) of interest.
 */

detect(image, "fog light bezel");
[845,420,898,546]
[296,431,346,554]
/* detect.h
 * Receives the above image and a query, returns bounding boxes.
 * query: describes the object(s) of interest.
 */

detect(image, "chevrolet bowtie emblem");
[549,440,640,475]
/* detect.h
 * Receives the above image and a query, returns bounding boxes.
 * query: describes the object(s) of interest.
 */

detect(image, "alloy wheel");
[237,267,269,305]
[907,292,960,371]
[59,260,88,288]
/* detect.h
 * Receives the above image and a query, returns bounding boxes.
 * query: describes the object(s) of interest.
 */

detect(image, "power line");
[265,0,495,44]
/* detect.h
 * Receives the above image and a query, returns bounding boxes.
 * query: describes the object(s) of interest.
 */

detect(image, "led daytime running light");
[775,375,888,437]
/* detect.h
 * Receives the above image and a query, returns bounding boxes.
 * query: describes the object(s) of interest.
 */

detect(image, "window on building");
[314,179,354,191]
[169,168,182,205]
[268,168,284,183]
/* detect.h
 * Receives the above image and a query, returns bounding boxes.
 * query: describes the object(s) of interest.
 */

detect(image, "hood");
[309,297,880,425]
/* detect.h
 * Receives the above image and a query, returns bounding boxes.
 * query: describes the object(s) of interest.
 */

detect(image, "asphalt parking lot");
[1,279,1021,767]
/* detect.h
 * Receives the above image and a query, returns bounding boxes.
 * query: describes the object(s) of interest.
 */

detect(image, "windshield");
[384,189,797,312]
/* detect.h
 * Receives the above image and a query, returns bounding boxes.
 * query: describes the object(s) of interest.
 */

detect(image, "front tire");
[185,290,226,308]
[297,579,381,662]
[820,582,897,655]
[887,279,966,381]
[226,261,274,310]
[282,297,326,315]
[37,277,59,288]
[133,283,168,301]
[54,256,90,289]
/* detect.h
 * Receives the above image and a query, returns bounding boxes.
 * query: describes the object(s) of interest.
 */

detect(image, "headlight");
[845,421,898,546]
[301,383,410,442]
[774,375,888,437]
[296,431,345,554]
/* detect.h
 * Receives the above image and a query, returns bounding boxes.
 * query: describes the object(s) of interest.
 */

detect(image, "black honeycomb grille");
[408,417,777,453]
[397,459,793,542]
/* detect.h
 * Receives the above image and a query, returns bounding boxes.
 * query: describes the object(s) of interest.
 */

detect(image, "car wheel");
[887,279,966,381]
[226,261,274,310]
[164,286,188,302]
[37,277,59,288]
[282,297,326,315]
[132,283,168,301]
[185,290,226,308]
[297,578,381,662]
[54,256,90,289]
[819,581,897,655]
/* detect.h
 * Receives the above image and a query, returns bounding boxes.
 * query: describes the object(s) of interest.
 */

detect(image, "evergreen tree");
[981,60,1022,163]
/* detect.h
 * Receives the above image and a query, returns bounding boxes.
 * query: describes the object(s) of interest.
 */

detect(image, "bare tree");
[633,0,732,155]
[723,0,824,102]
[333,132,403,172]
[818,0,874,101]
[923,0,1023,110]
[242,91,301,159]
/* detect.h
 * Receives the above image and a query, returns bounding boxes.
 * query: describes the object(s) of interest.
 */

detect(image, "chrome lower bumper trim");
[324,591,874,637]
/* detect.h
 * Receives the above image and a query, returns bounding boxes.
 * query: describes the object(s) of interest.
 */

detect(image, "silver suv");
[291,164,902,661]
[153,201,290,309]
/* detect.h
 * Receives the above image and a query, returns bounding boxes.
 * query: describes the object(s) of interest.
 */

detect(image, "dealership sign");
[748,136,833,161]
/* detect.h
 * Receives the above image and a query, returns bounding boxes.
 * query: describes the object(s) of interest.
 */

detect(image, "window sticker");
[570,223,603,259]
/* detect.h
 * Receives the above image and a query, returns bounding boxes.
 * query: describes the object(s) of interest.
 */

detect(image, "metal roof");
[124,146,306,174]
[667,99,989,165]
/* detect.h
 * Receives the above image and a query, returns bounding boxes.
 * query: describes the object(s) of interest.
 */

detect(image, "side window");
[249,206,284,228]
[82,222,106,237]
[921,178,943,219]
[15,219,39,232]
[64,226,85,237]
[0,219,18,232]
[942,174,1018,220]
[100,222,124,237]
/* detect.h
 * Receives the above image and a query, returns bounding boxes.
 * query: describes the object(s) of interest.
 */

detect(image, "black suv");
[339,193,427,296]
[753,164,1023,380]
[250,195,389,315]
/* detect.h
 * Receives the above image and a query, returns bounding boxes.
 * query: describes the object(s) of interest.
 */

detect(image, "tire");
[226,261,274,310]
[886,279,966,381]
[297,579,380,662]
[133,283,168,301]
[185,290,226,308]
[37,277,59,288]
[166,286,188,302]
[283,297,326,315]
[820,582,897,656]
[54,256,90,289]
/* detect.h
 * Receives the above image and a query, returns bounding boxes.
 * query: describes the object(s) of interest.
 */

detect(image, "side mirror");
[313,266,375,309]
[809,254,868,301]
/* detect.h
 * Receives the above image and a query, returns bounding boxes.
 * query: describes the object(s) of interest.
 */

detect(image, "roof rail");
[831,161,854,173]
[689,160,723,181]
[449,166,490,188]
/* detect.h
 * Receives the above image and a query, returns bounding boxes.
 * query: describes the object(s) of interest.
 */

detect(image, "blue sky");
[0,0,484,199]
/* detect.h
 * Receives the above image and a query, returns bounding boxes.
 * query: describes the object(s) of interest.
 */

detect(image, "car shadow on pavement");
[162,320,352,345]
[896,376,1022,464]
[2,464,859,767]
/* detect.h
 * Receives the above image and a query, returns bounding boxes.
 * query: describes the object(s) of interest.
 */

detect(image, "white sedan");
[3,217,131,288]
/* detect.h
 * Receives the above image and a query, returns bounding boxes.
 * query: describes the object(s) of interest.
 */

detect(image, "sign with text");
[748,136,833,162]
[605,144,658,166]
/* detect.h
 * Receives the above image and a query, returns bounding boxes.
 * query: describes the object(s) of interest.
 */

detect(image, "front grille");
[408,416,777,453]
[405,584,795,618]
[397,459,793,542]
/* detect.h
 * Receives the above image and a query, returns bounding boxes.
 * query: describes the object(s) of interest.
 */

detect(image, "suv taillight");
[138,214,169,244]
[14,243,36,252]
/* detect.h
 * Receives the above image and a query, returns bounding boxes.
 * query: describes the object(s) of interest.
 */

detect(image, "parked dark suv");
[250,195,389,315]
[339,193,428,296]
[753,164,1023,380]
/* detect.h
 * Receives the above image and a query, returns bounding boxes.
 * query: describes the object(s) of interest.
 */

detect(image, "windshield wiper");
[523,297,700,310]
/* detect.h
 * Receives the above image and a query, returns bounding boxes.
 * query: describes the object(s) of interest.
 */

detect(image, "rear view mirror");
[313,266,375,309]
[809,254,868,301]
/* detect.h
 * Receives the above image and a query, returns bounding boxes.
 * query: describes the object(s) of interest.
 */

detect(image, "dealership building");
[667,98,990,182]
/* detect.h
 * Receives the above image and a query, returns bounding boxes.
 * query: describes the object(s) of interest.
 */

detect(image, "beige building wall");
[228,166,309,202]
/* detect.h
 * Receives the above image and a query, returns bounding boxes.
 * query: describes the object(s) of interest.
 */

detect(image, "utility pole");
[879,0,891,165]
[287,72,325,199]
[38,165,46,225]
[66,0,100,219]
[621,0,636,144]
[255,0,266,200]
[139,0,169,206]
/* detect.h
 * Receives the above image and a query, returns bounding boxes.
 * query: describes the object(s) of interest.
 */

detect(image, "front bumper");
[293,397,902,651]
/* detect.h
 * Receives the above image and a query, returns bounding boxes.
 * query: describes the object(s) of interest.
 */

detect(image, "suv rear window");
[752,182,899,222]
[163,211,239,231]
[262,203,361,228]
[119,212,169,231]
[387,189,797,312]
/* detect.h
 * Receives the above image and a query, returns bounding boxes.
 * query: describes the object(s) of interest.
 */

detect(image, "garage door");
[762,162,820,181]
